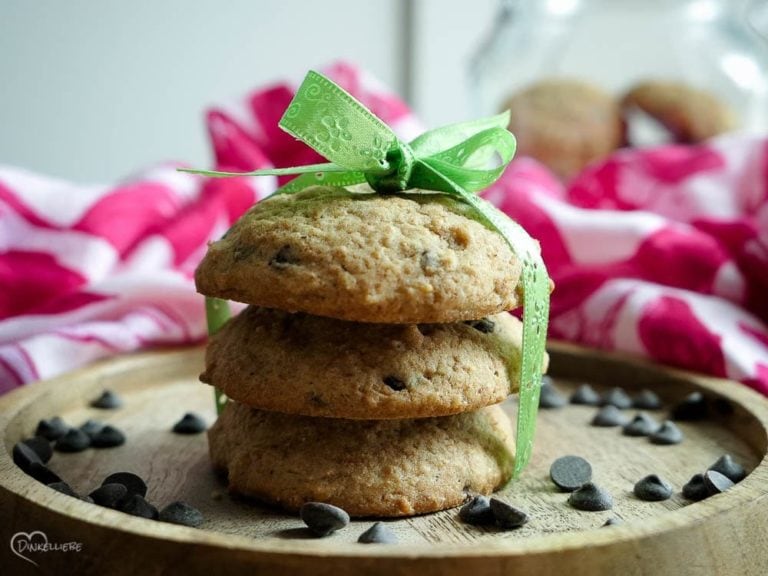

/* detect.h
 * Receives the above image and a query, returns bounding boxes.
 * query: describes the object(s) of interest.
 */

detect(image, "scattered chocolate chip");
[79,419,104,438]
[459,495,495,525]
[19,437,53,463]
[120,494,159,519]
[568,482,613,511]
[682,473,709,501]
[89,483,128,509]
[35,417,69,441]
[269,245,298,268]
[708,455,746,483]
[172,412,207,435]
[671,392,708,421]
[28,462,62,485]
[103,472,148,498]
[539,377,567,409]
[703,470,734,495]
[649,420,684,445]
[602,517,624,527]
[601,387,633,409]
[54,428,91,453]
[383,376,407,391]
[358,522,398,544]
[91,425,126,448]
[48,481,79,498]
[634,474,673,501]
[465,318,495,334]
[550,455,592,492]
[591,405,629,427]
[12,442,42,472]
[490,499,529,530]
[570,384,601,405]
[633,390,662,410]
[300,502,349,536]
[622,413,660,437]
[159,501,204,527]
[90,389,123,410]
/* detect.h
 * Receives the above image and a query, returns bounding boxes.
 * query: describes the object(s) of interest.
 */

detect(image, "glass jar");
[469,0,768,139]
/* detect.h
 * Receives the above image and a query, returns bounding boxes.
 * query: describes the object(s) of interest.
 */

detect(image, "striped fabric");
[1,63,766,395]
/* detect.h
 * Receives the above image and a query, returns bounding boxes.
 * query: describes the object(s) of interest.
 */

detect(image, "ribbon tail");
[177,162,349,179]
[271,171,368,195]
[412,161,549,477]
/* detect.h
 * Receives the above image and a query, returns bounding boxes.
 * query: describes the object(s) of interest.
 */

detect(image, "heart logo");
[10,531,48,567]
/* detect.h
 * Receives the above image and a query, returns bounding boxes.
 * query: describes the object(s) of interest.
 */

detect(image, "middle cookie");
[201,306,534,419]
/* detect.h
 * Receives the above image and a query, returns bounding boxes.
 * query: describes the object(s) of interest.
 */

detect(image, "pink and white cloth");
[1,62,767,396]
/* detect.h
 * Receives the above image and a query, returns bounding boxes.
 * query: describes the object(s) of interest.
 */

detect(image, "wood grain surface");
[1,343,767,575]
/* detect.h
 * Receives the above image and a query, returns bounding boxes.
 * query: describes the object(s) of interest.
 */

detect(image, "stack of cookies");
[197,185,540,517]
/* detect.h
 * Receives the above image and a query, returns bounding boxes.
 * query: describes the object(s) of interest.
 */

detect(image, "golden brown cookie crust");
[208,402,515,517]
[195,186,522,323]
[201,307,533,419]
[621,80,736,143]
[502,78,624,181]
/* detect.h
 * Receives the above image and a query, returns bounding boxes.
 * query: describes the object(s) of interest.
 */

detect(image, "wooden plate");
[1,342,767,575]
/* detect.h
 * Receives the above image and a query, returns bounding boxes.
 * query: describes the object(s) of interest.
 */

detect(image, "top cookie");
[195,186,522,323]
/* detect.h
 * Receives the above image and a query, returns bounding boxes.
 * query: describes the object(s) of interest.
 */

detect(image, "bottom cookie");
[208,402,515,517]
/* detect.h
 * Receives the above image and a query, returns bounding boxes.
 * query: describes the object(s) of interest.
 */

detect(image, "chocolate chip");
[172,412,207,435]
[102,472,147,498]
[708,455,746,483]
[633,389,662,410]
[159,501,204,527]
[465,318,495,334]
[649,420,684,445]
[12,441,42,472]
[35,417,69,441]
[91,425,126,448]
[269,245,298,268]
[48,481,79,498]
[601,387,633,409]
[568,482,613,511]
[703,470,734,495]
[682,473,709,501]
[622,413,660,437]
[539,377,567,409]
[79,419,104,438]
[28,462,62,485]
[591,405,629,427]
[490,499,529,530]
[550,455,592,492]
[54,428,91,452]
[459,495,495,525]
[358,522,398,544]
[602,517,624,527]
[570,384,601,405]
[383,376,407,391]
[671,392,708,421]
[120,494,159,519]
[19,437,53,463]
[300,502,349,536]
[89,483,128,509]
[419,251,440,274]
[634,474,673,501]
[90,389,123,410]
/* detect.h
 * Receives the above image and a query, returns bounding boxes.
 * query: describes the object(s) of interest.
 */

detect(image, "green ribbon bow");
[182,71,550,476]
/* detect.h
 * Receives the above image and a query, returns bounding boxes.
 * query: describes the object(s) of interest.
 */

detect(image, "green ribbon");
[182,71,549,476]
